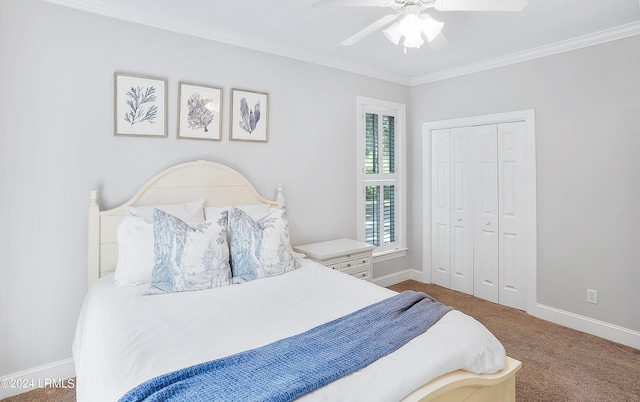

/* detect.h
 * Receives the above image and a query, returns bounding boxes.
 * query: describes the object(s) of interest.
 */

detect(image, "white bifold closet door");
[431,122,527,310]
[450,127,475,295]
[431,129,451,289]
[496,122,527,309]
[473,125,499,303]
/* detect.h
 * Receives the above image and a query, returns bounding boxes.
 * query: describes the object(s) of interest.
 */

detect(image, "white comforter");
[73,259,505,402]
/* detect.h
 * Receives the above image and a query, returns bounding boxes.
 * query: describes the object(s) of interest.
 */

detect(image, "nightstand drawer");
[326,263,339,270]
[356,255,371,267]
[349,269,371,280]
[339,259,357,270]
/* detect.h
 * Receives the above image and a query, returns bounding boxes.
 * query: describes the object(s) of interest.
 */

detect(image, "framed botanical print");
[177,82,222,141]
[114,73,167,137]
[230,89,268,142]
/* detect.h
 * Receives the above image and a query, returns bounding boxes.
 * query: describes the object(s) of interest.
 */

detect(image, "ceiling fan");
[313,0,528,52]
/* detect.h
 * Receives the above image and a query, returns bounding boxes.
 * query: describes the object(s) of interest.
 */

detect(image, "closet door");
[473,125,499,303]
[449,128,474,295]
[498,122,527,310]
[426,111,535,312]
[431,129,450,288]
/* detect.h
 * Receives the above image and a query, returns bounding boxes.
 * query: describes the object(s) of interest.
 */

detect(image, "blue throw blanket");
[119,290,452,402]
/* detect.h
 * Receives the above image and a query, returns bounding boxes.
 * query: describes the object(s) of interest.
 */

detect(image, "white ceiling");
[46,0,640,85]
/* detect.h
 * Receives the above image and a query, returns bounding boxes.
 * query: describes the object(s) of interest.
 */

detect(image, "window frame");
[356,96,407,262]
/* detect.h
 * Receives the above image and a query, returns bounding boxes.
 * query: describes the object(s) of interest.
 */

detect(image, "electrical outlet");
[587,289,598,304]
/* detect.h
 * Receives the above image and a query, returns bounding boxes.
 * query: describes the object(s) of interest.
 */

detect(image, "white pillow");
[204,204,269,222]
[229,206,299,283]
[129,199,205,224]
[114,200,205,286]
[146,209,231,294]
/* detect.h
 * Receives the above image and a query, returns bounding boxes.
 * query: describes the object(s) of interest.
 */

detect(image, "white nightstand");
[293,238,375,281]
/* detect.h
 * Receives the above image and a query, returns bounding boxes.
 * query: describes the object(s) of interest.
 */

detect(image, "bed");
[75,160,520,402]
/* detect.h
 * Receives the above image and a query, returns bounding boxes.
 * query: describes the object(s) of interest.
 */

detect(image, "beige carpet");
[4,280,639,401]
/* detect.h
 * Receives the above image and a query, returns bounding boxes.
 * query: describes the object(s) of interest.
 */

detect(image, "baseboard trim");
[532,304,640,350]
[0,358,75,399]
[372,269,424,287]
[375,272,640,350]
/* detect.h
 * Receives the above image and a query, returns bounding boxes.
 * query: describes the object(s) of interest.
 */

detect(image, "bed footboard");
[402,356,521,402]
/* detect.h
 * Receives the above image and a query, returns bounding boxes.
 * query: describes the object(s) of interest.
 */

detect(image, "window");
[357,96,406,260]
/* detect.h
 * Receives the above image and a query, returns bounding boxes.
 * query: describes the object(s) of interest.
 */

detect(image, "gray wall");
[0,0,410,375]
[409,35,640,332]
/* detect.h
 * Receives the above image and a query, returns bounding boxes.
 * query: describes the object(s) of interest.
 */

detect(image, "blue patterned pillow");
[147,209,231,294]
[229,206,299,283]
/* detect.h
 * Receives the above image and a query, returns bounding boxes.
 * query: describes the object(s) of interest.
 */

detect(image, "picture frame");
[230,89,268,142]
[177,82,222,141]
[114,72,167,137]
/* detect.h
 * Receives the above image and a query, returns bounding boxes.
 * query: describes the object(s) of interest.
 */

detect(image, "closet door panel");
[431,129,450,287]
[498,122,527,310]
[449,128,474,295]
[473,125,499,303]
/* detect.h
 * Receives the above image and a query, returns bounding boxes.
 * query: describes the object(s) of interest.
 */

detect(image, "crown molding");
[44,0,639,87]
[409,20,640,86]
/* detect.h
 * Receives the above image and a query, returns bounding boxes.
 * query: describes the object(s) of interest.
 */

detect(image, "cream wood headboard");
[88,160,281,287]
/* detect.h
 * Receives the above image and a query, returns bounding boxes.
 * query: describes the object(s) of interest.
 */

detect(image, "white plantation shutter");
[357,97,405,258]
[365,185,380,246]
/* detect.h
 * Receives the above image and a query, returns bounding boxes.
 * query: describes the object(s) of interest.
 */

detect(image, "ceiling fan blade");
[428,31,449,50]
[313,0,392,7]
[340,13,400,46]
[434,0,527,11]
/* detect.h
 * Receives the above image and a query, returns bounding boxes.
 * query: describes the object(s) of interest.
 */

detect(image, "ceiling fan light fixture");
[420,13,444,42]
[398,13,423,38]
[383,13,424,50]
[402,32,424,49]
[382,12,445,51]
[382,21,402,45]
